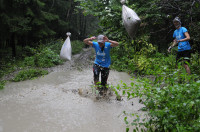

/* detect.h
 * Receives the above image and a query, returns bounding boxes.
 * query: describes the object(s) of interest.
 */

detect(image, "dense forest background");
[1,0,199,58]
[0,0,99,57]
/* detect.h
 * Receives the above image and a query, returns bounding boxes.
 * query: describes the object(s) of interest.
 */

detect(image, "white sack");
[60,36,72,61]
[122,5,141,38]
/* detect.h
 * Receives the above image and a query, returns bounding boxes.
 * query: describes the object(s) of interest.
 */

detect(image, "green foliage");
[111,36,200,76]
[0,81,6,90]
[110,36,200,131]
[71,40,85,55]
[23,45,62,68]
[75,0,125,41]
[190,53,200,75]
[47,39,64,54]
[76,0,200,53]
[0,40,62,80]
[13,68,48,82]
[119,69,200,131]
[111,40,200,131]
[34,47,62,67]
[0,58,21,79]
[111,37,159,74]
[0,0,92,58]
[0,39,85,83]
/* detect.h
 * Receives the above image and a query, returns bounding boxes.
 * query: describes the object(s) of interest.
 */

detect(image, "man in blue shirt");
[83,35,119,95]
[168,17,191,74]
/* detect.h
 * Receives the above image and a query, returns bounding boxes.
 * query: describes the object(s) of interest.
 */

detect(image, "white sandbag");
[122,4,141,38]
[60,36,72,61]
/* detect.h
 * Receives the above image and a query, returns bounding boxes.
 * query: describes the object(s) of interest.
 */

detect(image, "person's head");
[173,17,181,29]
[97,34,105,46]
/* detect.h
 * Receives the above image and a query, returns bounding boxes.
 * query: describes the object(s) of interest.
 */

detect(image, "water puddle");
[0,68,145,132]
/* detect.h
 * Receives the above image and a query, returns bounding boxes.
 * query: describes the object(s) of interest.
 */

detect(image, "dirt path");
[0,48,145,132]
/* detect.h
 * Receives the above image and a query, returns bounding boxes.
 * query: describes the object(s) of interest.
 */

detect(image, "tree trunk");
[83,15,87,38]
[11,33,16,57]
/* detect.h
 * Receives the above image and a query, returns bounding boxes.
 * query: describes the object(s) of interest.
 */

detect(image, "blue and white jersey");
[92,42,112,68]
[173,27,191,52]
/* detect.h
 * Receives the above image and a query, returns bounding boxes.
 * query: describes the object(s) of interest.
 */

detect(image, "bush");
[24,56,35,67]
[0,58,21,79]
[71,40,85,55]
[0,39,86,83]
[47,39,63,54]
[191,52,200,75]
[34,47,62,67]
[110,37,200,131]
[13,69,48,82]
[118,66,200,131]
[0,81,6,90]
[23,46,63,68]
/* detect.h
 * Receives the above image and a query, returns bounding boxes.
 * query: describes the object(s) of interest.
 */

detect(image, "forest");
[0,0,200,131]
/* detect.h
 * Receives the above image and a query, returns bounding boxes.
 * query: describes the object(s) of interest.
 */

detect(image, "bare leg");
[184,63,191,75]
[93,64,101,89]
[101,68,109,96]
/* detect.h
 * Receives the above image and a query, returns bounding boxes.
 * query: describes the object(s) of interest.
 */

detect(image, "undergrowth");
[111,37,200,131]
[0,39,85,88]
[13,69,48,82]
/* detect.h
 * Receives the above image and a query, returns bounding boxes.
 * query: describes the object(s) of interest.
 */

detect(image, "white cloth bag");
[60,36,72,61]
[122,2,141,38]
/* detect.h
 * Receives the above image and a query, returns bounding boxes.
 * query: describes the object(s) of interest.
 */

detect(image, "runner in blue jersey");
[83,35,119,95]
[168,17,191,74]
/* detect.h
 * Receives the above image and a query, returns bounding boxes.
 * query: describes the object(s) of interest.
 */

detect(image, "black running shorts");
[93,64,109,86]
[176,50,191,63]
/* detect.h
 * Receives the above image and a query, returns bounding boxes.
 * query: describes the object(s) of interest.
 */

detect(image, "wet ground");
[0,48,145,132]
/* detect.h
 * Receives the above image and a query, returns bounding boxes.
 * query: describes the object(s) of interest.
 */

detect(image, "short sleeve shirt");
[173,27,191,52]
[92,42,112,68]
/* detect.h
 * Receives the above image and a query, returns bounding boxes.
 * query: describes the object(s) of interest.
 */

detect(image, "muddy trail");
[0,48,145,132]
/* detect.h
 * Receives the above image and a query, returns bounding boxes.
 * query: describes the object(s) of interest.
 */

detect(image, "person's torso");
[92,42,112,68]
[173,27,191,52]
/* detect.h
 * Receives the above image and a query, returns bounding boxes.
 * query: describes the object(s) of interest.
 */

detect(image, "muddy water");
[0,68,145,132]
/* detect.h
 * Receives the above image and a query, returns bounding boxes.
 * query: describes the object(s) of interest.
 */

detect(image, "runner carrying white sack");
[60,32,72,61]
[121,0,141,39]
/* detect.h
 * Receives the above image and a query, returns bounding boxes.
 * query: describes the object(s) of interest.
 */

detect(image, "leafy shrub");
[47,39,63,54]
[118,67,200,131]
[1,39,86,83]
[24,56,35,67]
[13,68,48,82]
[111,37,158,74]
[0,81,6,90]
[71,40,85,55]
[191,52,200,75]
[22,46,37,57]
[0,59,22,79]
[110,37,200,131]
[34,47,62,67]
[23,46,63,68]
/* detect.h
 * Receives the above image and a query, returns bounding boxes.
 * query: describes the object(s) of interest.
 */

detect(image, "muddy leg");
[93,64,101,93]
[101,67,109,96]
